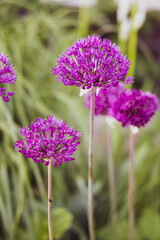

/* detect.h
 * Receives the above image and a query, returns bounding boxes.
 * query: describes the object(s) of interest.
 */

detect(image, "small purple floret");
[85,82,125,117]
[14,115,82,167]
[52,35,131,89]
[112,89,159,128]
[125,76,134,85]
[0,53,17,102]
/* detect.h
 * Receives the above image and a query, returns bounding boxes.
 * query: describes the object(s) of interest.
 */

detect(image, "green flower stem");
[77,7,90,37]
[48,161,53,240]
[127,26,138,78]
[129,128,135,240]
[118,23,127,55]
[107,124,118,240]
[88,87,95,240]
[119,38,127,55]
[127,1,138,78]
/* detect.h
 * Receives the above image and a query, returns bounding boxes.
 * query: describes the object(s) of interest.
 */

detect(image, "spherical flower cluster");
[112,89,159,128]
[85,82,125,117]
[52,35,131,90]
[14,115,82,167]
[0,53,17,102]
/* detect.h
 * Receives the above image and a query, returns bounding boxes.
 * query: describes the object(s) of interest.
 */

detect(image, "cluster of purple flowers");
[85,82,125,117]
[85,86,159,129]
[52,35,131,90]
[14,116,82,167]
[4,34,157,163]
[112,89,159,128]
[0,53,16,102]
[13,34,133,166]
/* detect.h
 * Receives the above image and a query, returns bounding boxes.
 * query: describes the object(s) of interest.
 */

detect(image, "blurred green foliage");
[0,0,160,239]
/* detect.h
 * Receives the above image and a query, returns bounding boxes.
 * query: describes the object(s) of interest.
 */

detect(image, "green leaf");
[34,207,73,240]
[138,208,160,239]
[52,208,73,239]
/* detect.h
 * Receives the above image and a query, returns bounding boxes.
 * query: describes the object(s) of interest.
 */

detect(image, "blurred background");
[0,0,160,239]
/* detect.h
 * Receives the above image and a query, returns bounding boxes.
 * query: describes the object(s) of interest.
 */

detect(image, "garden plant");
[0,0,160,240]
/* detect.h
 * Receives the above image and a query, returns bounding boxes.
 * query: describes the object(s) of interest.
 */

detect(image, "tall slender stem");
[48,161,53,240]
[127,26,138,78]
[77,7,89,38]
[117,23,127,55]
[129,128,135,240]
[88,87,95,240]
[107,124,118,240]
[127,1,138,79]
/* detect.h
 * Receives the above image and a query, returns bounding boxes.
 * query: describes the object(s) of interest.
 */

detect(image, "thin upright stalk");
[129,128,135,240]
[117,23,127,55]
[127,1,138,78]
[88,87,95,240]
[77,7,89,37]
[127,26,138,78]
[107,124,118,240]
[48,161,53,240]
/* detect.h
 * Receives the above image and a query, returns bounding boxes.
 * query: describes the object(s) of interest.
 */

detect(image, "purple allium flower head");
[85,82,125,117]
[112,89,159,128]
[52,35,131,90]
[0,53,16,102]
[14,115,82,167]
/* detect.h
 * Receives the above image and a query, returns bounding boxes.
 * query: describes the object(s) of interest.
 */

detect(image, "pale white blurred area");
[134,0,160,29]
[114,0,132,22]
[114,0,160,29]
[41,0,98,7]
[119,17,131,40]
